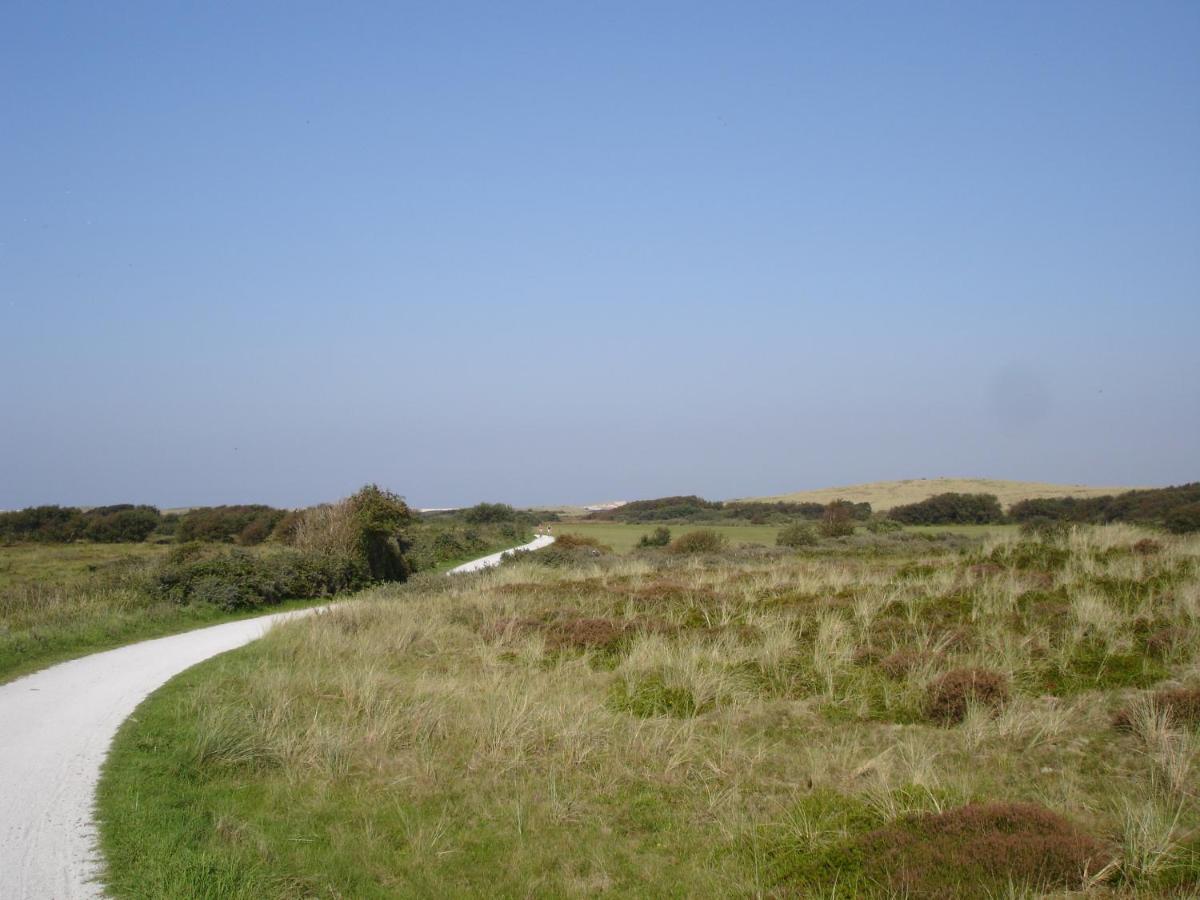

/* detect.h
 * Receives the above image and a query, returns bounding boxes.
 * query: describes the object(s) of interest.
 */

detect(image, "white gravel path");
[0,534,553,899]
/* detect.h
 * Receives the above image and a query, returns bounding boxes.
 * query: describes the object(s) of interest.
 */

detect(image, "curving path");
[0,534,553,899]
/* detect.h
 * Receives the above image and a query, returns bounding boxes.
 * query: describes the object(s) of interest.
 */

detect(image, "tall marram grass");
[99,525,1200,897]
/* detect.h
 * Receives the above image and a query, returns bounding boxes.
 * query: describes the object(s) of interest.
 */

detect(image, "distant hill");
[739,478,1140,512]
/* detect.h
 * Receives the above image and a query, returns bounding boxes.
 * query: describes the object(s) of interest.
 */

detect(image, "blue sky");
[2,1,1197,508]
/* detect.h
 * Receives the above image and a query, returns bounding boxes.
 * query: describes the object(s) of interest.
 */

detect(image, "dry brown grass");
[856,802,1109,898]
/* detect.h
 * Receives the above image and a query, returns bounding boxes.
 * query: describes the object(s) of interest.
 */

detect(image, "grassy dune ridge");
[99,525,1200,897]
[743,478,1138,511]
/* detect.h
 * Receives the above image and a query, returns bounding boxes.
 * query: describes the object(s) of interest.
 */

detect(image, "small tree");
[777,522,818,547]
[818,503,856,537]
[291,485,412,582]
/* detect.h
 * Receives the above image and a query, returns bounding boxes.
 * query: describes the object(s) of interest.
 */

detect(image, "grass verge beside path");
[0,594,333,686]
[98,525,1200,897]
[1,532,528,684]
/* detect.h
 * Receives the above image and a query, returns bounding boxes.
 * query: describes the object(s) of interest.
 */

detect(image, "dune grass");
[98,526,1200,897]
[742,477,1137,511]
[553,521,1016,554]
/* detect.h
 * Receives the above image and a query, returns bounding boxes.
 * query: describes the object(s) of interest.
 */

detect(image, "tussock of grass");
[99,525,1200,897]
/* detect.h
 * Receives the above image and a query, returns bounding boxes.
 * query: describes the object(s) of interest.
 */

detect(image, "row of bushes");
[150,485,417,611]
[887,492,1005,525]
[0,496,539,549]
[589,495,872,525]
[151,546,368,610]
[1009,483,1200,533]
[0,504,163,543]
[592,483,1199,532]
[888,485,1200,532]
[0,502,292,545]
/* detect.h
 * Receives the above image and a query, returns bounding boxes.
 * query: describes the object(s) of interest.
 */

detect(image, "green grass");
[0,528,532,684]
[0,542,336,684]
[98,524,1200,897]
[0,541,169,589]
[427,531,533,573]
[553,521,782,552]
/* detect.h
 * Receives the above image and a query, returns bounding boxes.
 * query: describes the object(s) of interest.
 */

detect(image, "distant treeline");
[587,495,872,524]
[0,489,552,616]
[887,493,1005,525]
[0,499,553,550]
[888,484,1199,532]
[588,484,1199,533]
[0,504,292,546]
[1007,483,1200,533]
[0,504,165,544]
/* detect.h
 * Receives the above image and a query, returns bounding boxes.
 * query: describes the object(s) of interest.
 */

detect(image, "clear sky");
[2,1,1197,509]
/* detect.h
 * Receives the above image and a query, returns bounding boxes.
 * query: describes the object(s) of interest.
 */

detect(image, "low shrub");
[268,510,304,544]
[637,526,672,548]
[487,616,652,654]
[176,505,285,545]
[776,523,818,548]
[151,549,364,611]
[923,668,1009,724]
[1115,686,1200,731]
[1166,685,1200,726]
[502,533,609,568]
[462,502,517,524]
[0,504,164,543]
[668,530,728,554]
[290,485,412,581]
[880,649,931,680]
[1165,502,1200,534]
[818,505,856,538]
[81,506,161,543]
[854,802,1107,898]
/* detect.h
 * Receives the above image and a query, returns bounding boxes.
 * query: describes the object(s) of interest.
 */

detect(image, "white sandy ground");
[0,534,554,900]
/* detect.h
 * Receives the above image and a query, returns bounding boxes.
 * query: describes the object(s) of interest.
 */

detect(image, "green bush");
[151,549,364,611]
[81,506,161,542]
[889,493,1004,525]
[289,485,413,581]
[1165,502,1200,534]
[777,523,818,547]
[463,503,517,524]
[865,518,902,534]
[176,506,285,545]
[668,530,727,554]
[637,526,672,548]
[348,485,413,580]
[0,505,84,543]
[0,504,167,543]
[818,505,857,538]
[268,510,304,544]
[1009,483,1200,529]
